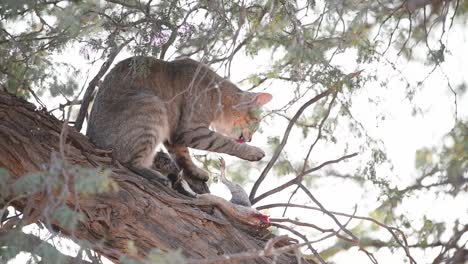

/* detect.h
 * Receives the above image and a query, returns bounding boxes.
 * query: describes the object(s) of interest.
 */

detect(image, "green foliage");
[126,240,139,256]
[410,120,468,195]
[0,230,69,264]
[120,248,187,264]
[435,121,467,194]
[194,154,218,182]
[249,106,263,120]
[52,205,84,230]
[0,154,119,263]
[227,162,252,184]
[415,147,434,169]
[0,168,11,195]
[1,0,466,262]
[11,171,47,196]
[267,136,280,150]
[418,217,446,248]
[72,167,117,195]
[273,159,294,176]
[49,76,79,98]
[197,156,251,185]
[147,249,186,264]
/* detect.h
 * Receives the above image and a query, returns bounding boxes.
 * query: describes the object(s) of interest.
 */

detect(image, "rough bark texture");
[0,91,301,263]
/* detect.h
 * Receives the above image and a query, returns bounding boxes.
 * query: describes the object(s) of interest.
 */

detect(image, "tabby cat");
[86,56,272,186]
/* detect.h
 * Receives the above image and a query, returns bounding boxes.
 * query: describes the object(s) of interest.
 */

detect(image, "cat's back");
[87,57,213,136]
[99,56,167,95]
[99,56,219,98]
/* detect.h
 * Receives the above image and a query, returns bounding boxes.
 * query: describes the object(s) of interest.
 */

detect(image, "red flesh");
[257,213,271,226]
[236,138,246,143]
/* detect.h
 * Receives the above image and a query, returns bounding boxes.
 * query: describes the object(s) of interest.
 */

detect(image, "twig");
[74,38,132,132]
[0,231,93,264]
[252,152,358,204]
[272,223,326,264]
[257,203,418,264]
[249,89,331,202]
[270,218,334,234]
[282,185,300,217]
[281,92,337,216]
[187,234,309,264]
[301,93,337,173]
[298,183,359,241]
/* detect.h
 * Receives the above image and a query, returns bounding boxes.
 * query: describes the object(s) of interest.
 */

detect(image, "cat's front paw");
[242,146,265,161]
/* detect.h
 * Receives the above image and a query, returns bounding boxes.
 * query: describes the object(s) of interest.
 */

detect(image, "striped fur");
[86,56,272,182]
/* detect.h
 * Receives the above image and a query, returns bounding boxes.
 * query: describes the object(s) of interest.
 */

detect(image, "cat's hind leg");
[111,95,170,186]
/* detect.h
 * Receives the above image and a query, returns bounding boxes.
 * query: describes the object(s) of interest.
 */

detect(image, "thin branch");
[301,152,358,176]
[282,92,337,217]
[187,234,311,264]
[249,89,331,202]
[74,38,132,131]
[0,231,93,264]
[432,225,468,264]
[270,218,334,234]
[272,223,326,264]
[301,93,337,172]
[258,203,418,264]
[282,185,300,217]
[297,183,359,241]
[252,152,358,204]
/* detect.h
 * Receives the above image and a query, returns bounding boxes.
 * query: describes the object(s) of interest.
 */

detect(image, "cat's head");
[213,92,272,143]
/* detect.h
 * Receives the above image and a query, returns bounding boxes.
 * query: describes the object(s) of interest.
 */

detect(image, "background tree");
[0,0,467,263]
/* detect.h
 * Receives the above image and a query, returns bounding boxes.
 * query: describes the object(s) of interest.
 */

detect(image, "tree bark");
[0,91,302,263]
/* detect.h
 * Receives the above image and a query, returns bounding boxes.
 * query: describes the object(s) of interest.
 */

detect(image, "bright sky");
[7,8,468,264]
[214,18,468,263]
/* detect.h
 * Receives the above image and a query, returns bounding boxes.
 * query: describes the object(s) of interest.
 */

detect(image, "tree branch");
[252,152,358,204]
[0,91,303,264]
[249,89,331,202]
[258,203,418,264]
[74,38,132,132]
[0,231,93,264]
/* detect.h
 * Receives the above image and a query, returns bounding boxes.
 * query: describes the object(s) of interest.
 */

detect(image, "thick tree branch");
[0,91,303,264]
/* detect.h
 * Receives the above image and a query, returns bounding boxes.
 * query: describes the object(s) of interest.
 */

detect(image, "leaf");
[52,205,83,230]
[12,172,47,196]
[127,240,138,255]
[147,248,187,264]
[73,167,118,195]
[120,256,144,264]
[301,125,309,138]
[415,148,433,169]
[267,136,280,149]
[0,168,11,198]
[227,162,251,184]
[273,159,293,176]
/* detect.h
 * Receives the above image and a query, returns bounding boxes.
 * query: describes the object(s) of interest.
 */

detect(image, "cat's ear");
[254,93,273,106]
